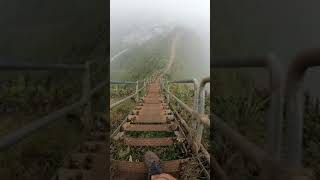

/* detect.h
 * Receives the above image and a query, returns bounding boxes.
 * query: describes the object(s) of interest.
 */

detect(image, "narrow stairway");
[111,79,190,179]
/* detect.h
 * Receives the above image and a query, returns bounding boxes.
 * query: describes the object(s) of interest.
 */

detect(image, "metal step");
[122,123,172,132]
[124,137,174,146]
[111,158,190,173]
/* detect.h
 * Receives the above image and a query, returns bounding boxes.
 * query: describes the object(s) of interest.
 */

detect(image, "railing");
[109,74,162,108]
[109,70,163,112]
[211,50,320,179]
[0,61,108,150]
[110,74,159,138]
[161,77,210,159]
[161,76,210,179]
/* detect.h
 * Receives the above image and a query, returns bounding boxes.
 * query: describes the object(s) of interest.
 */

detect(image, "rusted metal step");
[122,123,172,132]
[111,158,190,173]
[128,114,167,124]
[137,111,164,119]
[124,137,174,146]
[142,100,163,104]
[134,118,167,124]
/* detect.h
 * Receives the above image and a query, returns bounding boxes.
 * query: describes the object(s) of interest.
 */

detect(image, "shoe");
[144,151,163,176]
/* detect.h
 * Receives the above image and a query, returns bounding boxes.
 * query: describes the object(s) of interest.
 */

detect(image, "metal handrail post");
[169,79,200,129]
[135,80,139,102]
[166,80,170,104]
[143,79,146,96]
[195,77,210,148]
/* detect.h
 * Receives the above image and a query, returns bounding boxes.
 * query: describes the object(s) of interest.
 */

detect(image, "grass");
[111,142,185,161]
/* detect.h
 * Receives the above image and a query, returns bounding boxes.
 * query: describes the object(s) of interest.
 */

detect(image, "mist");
[111,0,210,78]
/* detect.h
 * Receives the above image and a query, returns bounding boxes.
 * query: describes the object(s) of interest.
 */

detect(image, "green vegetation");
[110,33,172,134]
[110,34,171,81]
[213,71,320,179]
[111,143,184,161]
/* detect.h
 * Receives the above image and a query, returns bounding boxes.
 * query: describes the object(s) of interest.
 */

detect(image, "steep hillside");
[110,33,175,81]
[167,29,210,81]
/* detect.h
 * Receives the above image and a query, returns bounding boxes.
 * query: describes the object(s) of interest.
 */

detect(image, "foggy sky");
[111,0,209,25]
[111,0,210,79]
[111,0,210,44]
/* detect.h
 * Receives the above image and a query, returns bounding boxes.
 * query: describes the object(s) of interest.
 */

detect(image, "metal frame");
[110,80,136,84]
[163,77,211,178]
[169,79,199,128]
[110,79,146,109]
[110,86,145,109]
[196,77,210,145]
[168,77,210,146]
[163,87,210,126]
[162,77,210,155]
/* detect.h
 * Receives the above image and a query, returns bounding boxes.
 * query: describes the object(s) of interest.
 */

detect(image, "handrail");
[110,85,145,109]
[169,103,210,179]
[169,78,199,128]
[196,77,210,145]
[110,80,137,84]
[163,85,210,126]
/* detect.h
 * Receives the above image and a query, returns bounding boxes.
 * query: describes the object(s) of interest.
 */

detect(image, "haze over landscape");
[111,0,210,81]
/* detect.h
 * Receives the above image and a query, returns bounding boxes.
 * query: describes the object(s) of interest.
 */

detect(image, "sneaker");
[144,151,163,176]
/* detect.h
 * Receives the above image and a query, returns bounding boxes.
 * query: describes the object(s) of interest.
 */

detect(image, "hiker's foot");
[144,151,163,176]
